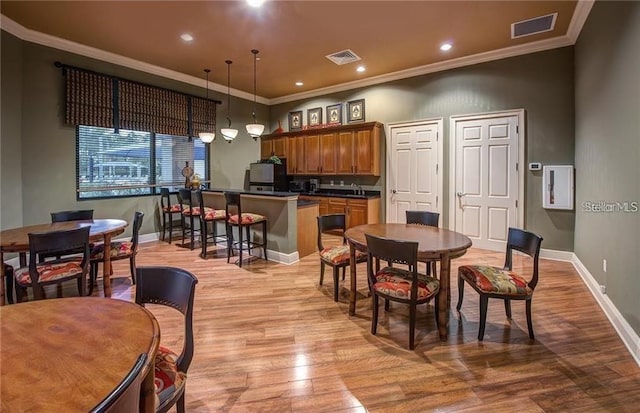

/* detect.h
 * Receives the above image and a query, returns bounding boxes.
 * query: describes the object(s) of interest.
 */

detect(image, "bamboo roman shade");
[61,64,219,137]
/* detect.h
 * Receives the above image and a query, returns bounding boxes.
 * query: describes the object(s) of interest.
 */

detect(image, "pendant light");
[245,49,264,140]
[221,60,238,142]
[198,68,215,143]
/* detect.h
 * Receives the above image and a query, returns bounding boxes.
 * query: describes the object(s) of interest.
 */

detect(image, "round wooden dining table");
[0,219,128,304]
[0,297,160,412]
[345,223,472,341]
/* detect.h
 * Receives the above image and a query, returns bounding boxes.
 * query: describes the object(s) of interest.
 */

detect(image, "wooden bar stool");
[197,190,227,259]
[178,188,202,250]
[224,192,268,267]
[160,188,183,243]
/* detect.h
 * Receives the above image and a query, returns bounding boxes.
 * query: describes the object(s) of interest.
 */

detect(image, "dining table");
[0,218,128,304]
[0,296,160,412]
[344,223,472,341]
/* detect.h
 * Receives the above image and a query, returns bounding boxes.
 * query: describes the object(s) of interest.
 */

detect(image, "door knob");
[456,191,466,197]
[392,189,397,194]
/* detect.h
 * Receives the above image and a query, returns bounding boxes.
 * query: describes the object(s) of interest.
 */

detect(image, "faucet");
[351,183,365,195]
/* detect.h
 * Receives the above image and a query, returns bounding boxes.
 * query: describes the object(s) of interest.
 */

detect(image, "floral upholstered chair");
[160,188,183,244]
[88,211,143,293]
[196,190,226,259]
[316,214,366,302]
[135,266,197,413]
[456,227,543,341]
[405,210,440,277]
[365,233,440,350]
[224,191,268,267]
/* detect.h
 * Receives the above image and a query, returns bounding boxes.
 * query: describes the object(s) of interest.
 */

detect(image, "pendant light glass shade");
[198,68,215,143]
[245,49,264,140]
[221,60,238,143]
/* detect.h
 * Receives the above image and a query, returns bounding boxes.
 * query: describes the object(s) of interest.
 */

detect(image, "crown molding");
[3,2,593,106]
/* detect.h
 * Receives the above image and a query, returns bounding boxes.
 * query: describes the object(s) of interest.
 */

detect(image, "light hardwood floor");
[85,238,640,412]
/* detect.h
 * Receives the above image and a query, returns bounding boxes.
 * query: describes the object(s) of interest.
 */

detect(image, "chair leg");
[15,283,26,303]
[526,299,535,340]
[478,295,489,341]
[5,266,14,304]
[341,266,346,281]
[425,261,431,276]
[238,224,244,267]
[456,276,464,312]
[189,215,196,250]
[168,213,174,244]
[384,299,390,312]
[319,262,325,285]
[129,256,136,285]
[181,214,187,246]
[504,299,512,319]
[409,303,417,350]
[161,212,167,242]
[177,393,185,413]
[262,221,268,261]
[434,292,440,329]
[332,266,340,302]
[201,220,208,258]
[371,294,379,335]
[226,224,233,263]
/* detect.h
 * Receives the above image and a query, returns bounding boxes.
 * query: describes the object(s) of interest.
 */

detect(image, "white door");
[387,119,443,223]
[450,111,523,251]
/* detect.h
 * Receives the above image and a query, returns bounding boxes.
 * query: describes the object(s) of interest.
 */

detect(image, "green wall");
[270,47,576,251]
[574,1,640,334]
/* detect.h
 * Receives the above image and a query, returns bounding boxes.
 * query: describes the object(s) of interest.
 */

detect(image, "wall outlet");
[603,259,607,273]
[600,284,607,294]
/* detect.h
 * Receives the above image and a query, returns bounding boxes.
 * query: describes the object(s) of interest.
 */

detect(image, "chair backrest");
[51,209,94,223]
[178,188,197,209]
[135,266,198,373]
[316,214,346,251]
[405,210,439,227]
[160,188,172,210]
[28,226,90,285]
[504,227,543,289]
[130,211,144,248]
[224,192,242,219]
[90,353,147,413]
[365,233,420,299]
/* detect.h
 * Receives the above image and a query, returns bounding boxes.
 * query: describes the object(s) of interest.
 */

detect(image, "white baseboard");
[540,248,574,262]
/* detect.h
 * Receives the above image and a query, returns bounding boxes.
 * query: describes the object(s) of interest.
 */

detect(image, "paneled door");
[450,110,524,251]
[386,119,442,223]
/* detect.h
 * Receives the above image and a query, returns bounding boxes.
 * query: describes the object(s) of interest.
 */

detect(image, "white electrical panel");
[543,165,574,210]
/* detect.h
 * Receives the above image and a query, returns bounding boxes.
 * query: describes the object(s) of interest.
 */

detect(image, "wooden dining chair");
[51,209,94,222]
[456,227,543,341]
[13,226,91,302]
[88,211,143,294]
[405,210,440,276]
[135,266,198,413]
[365,233,440,350]
[316,214,366,302]
[90,353,148,413]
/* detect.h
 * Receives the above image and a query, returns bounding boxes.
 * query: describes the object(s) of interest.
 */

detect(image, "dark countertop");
[204,188,297,198]
[297,199,320,207]
[295,190,381,199]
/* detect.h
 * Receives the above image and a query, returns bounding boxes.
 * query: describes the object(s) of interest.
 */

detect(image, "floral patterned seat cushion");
[202,208,226,221]
[162,204,182,213]
[320,245,366,265]
[154,345,187,410]
[14,261,84,285]
[90,241,134,260]
[228,213,266,225]
[182,206,212,216]
[373,266,439,300]
[458,265,532,296]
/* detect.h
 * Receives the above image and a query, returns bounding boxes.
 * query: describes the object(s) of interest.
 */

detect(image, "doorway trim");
[385,118,444,223]
[448,109,526,234]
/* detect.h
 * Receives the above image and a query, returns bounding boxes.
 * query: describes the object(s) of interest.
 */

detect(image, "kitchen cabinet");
[300,195,380,229]
[261,122,382,176]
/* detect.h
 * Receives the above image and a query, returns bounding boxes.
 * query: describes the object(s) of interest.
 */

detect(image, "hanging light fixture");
[198,68,215,143]
[245,49,265,140]
[221,60,238,142]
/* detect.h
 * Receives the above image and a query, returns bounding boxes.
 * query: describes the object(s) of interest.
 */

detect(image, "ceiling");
[1,1,590,104]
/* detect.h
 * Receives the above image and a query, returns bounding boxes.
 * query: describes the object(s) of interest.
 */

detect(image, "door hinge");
[436,163,439,174]
[516,200,518,208]
[436,131,439,141]
[516,125,519,134]
[436,195,439,208]
[516,162,518,171]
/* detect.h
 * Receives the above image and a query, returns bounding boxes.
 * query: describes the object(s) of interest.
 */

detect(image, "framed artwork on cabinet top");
[326,103,342,125]
[288,110,303,131]
[308,107,322,127]
[346,99,365,123]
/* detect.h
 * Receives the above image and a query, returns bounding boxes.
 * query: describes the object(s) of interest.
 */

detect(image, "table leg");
[348,240,357,316]
[437,251,451,341]
[103,233,113,298]
[0,251,5,306]
[140,358,155,413]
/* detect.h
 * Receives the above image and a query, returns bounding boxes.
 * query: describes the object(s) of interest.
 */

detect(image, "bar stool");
[224,192,268,267]
[197,190,227,259]
[178,188,203,250]
[160,188,183,243]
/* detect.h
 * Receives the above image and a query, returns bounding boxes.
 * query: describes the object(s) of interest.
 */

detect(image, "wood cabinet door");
[336,131,354,174]
[260,140,273,160]
[318,197,330,216]
[305,134,321,174]
[354,129,373,174]
[273,137,287,159]
[320,132,337,174]
[328,198,347,216]
[347,199,368,228]
[287,136,305,174]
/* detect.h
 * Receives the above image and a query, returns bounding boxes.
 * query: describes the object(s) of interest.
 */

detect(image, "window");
[77,126,207,199]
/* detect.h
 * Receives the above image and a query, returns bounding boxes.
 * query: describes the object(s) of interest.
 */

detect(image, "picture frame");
[307,107,322,127]
[346,99,365,123]
[288,110,303,131]
[326,103,342,125]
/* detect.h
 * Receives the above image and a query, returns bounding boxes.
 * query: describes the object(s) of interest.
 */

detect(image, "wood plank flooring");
[76,239,640,411]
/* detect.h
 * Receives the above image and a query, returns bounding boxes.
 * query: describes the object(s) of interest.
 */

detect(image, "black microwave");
[289,180,309,192]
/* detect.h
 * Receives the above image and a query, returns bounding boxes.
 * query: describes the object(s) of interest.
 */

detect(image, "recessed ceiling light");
[180,33,193,42]
[356,66,366,73]
[440,43,452,51]
[295,81,304,87]
[247,0,265,7]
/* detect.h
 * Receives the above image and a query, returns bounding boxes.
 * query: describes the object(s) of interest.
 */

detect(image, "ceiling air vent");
[511,13,557,39]
[325,49,361,65]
